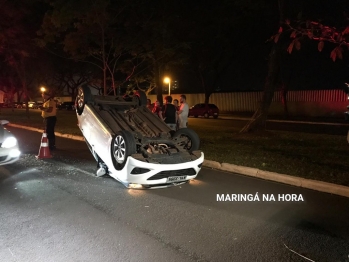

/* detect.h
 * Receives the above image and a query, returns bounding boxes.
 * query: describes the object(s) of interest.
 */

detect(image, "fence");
[147,89,348,118]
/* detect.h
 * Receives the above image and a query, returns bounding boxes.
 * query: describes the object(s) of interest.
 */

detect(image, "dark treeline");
[0,0,348,107]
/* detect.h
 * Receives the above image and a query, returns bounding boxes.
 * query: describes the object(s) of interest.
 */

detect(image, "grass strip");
[2,108,349,186]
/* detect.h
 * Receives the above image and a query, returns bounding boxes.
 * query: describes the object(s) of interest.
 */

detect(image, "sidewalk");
[8,122,349,198]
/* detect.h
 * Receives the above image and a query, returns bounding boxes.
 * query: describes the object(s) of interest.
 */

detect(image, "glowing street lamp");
[40,86,46,93]
[164,77,171,95]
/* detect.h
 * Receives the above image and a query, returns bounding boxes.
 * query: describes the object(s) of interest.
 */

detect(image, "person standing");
[173,99,179,111]
[152,100,164,120]
[40,91,57,150]
[177,94,189,128]
[162,96,177,130]
[146,99,154,111]
[173,99,180,130]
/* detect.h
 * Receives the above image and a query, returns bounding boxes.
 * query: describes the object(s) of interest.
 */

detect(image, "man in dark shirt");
[40,91,57,150]
[162,96,177,130]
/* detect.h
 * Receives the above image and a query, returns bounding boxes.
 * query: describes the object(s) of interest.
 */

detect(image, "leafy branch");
[273,19,349,61]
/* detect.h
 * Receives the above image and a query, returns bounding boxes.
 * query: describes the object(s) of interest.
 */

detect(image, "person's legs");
[178,118,187,129]
[46,116,57,149]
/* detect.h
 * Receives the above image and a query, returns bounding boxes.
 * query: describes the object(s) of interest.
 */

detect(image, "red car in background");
[188,103,219,119]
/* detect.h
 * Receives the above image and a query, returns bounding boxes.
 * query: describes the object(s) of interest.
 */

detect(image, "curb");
[219,115,349,126]
[8,123,349,198]
[8,123,85,141]
[203,161,349,198]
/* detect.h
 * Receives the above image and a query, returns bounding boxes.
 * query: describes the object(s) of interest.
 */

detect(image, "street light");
[40,86,46,93]
[164,77,171,96]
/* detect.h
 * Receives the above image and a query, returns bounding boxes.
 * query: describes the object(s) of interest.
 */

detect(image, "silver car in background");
[0,120,21,165]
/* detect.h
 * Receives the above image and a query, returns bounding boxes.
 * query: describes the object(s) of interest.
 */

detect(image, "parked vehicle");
[0,120,21,165]
[345,105,349,122]
[33,102,43,109]
[15,102,37,108]
[344,83,349,119]
[75,84,204,189]
[27,102,37,108]
[58,101,75,110]
[14,102,24,108]
[344,83,349,143]
[188,103,219,118]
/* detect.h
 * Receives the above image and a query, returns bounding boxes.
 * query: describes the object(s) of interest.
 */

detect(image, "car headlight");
[2,137,18,148]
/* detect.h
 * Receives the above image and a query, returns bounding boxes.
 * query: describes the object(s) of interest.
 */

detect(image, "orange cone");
[36,132,52,159]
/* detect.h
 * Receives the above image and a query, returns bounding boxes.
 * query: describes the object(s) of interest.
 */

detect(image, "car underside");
[76,85,204,188]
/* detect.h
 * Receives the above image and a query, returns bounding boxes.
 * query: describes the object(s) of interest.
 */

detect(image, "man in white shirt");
[177,94,189,128]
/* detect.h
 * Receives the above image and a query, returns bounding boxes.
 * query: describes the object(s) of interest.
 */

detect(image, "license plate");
[167,175,187,183]
[213,113,218,115]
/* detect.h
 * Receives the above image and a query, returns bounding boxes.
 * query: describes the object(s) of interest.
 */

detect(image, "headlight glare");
[2,137,17,148]
[9,149,20,158]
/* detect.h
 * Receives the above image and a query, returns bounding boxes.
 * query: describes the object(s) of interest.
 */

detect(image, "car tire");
[194,115,198,118]
[76,85,92,115]
[213,115,218,119]
[111,130,136,170]
[204,112,209,118]
[134,90,147,106]
[173,128,200,152]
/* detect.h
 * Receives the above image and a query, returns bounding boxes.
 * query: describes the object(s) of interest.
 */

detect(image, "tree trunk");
[199,72,211,106]
[111,76,116,96]
[204,92,210,105]
[154,60,163,106]
[15,60,30,118]
[240,45,281,133]
[23,82,30,118]
[103,66,107,96]
[281,83,289,118]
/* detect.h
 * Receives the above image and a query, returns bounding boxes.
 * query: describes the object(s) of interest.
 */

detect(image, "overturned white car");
[75,85,204,189]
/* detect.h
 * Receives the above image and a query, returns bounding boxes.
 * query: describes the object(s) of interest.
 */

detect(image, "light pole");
[164,77,171,96]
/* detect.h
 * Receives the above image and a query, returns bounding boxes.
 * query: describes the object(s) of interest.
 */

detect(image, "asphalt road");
[1,127,349,262]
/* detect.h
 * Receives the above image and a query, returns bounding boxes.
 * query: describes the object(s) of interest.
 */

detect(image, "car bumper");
[108,152,205,188]
[0,147,21,166]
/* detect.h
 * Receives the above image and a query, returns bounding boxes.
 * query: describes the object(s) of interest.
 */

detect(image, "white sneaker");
[96,167,106,177]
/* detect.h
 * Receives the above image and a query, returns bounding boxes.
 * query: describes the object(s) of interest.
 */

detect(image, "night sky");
[1,0,349,95]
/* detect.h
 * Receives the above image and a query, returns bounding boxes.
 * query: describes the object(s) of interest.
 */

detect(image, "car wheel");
[194,115,198,118]
[213,115,218,119]
[111,130,136,170]
[133,90,147,106]
[204,112,209,118]
[76,85,92,115]
[173,128,200,152]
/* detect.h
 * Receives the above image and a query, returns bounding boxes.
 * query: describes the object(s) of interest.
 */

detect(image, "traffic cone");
[36,132,52,159]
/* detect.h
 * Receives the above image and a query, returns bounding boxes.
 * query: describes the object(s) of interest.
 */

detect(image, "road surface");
[0,127,349,262]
